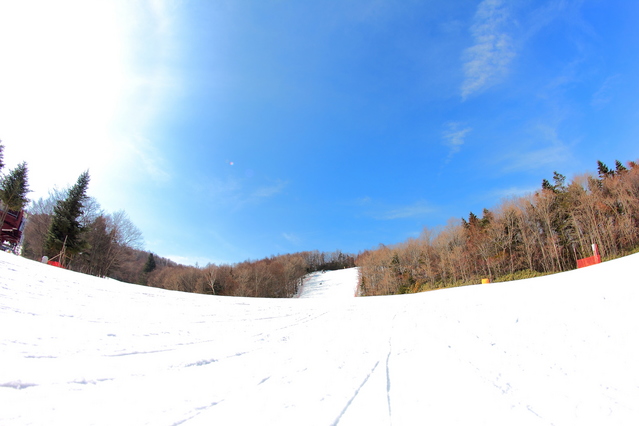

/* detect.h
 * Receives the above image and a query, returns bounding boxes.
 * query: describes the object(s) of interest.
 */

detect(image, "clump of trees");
[22,170,147,280]
[357,159,639,296]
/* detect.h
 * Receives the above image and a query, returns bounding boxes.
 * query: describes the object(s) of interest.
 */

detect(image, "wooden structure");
[1,208,27,252]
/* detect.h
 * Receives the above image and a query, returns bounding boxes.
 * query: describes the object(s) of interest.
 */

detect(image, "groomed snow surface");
[1,252,639,425]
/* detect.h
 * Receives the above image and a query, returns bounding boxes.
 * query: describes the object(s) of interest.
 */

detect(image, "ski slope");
[1,251,639,425]
[296,268,360,299]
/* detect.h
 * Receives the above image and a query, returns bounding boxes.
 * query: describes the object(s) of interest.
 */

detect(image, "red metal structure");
[1,208,27,253]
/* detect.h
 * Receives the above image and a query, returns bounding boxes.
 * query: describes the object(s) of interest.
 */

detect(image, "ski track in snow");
[1,252,639,425]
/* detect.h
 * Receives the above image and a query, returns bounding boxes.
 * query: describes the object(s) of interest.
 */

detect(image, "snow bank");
[1,251,638,425]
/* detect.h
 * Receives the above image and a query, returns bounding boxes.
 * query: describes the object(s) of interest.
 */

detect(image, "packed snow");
[1,251,639,425]
[296,268,360,299]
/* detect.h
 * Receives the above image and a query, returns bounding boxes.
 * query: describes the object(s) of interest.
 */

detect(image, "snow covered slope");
[1,251,639,425]
[297,268,359,299]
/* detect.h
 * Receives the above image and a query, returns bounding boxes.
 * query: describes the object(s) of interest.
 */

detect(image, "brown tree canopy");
[357,159,639,296]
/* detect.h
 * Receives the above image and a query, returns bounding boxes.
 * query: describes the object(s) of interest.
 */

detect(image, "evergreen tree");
[0,162,30,229]
[139,252,157,285]
[597,160,611,179]
[0,162,30,210]
[541,172,567,193]
[143,253,157,274]
[480,208,493,229]
[615,160,627,174]
[552,172,567,192]
[44,171,91,261]
[541,179,554,192]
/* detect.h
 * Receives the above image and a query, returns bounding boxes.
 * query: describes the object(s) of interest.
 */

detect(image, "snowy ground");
[1,252,639,425]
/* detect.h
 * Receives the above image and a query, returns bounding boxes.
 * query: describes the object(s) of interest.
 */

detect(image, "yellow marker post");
[481,278,491,284]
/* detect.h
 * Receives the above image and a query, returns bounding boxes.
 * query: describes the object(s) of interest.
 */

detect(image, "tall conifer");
[0,162,30,211]
[44,171,91,260]
[0,160,30,234]
[143,253,157,274]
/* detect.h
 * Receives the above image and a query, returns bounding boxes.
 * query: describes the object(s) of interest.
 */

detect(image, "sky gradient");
[1,0,638,265]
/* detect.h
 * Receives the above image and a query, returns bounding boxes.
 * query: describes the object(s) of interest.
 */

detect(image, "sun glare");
[0,1,157,199]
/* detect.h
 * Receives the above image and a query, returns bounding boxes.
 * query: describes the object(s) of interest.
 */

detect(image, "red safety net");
[577,255,601,269]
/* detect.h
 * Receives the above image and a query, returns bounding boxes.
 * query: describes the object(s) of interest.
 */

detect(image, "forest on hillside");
[19,179,355,297]
[12,146,639,299]
[356,160,639,296]
[21,182,355,297]
[5,132,354,298]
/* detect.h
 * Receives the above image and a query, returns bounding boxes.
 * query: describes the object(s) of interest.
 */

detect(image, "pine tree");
[615,160,627,174]
[143,253,157,274]
[0,162,30,230]
[139,252,157,285]
[597,160,611,179]
[0,162,30,210]
[44,171,91,261]
[552,172,567,192]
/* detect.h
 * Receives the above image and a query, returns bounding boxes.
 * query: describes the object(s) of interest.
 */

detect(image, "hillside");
[1,251,638,425]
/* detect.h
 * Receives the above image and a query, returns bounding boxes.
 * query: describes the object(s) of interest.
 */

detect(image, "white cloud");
[591,74,621,109]
[353,196,372,206]
[490,186,537,199]
[501,124,573,173]
[251,180,288,199]
[442,122,472,158]
[375,201,435,220]
[199,178,287,211]
[282,233,301,245]
[461,0,515,100]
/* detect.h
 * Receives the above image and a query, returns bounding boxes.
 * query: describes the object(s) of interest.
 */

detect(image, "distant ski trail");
[297,268,359,299]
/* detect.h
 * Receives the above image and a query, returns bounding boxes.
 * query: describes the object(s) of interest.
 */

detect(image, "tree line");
[17,160,355,297]
[5,139,356,297]
[12,142,639,299]
[356,159,639,296]
[142,250,355,298]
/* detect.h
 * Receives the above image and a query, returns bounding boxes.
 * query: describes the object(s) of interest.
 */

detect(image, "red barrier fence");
[577,244,601,269]
[577,255,601,269]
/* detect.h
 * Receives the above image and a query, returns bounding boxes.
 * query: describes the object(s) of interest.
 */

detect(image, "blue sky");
[1,0,638,265]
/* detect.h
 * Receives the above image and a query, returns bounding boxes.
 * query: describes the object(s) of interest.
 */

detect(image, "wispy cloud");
[374,201,435,220]
[489,185,537,199]
[501,124,573,173]
[197,177,287,212]
[353,196,372,206]
[282,232,301,245]
[251,180,287,199]
[118,135,172,182]
[461,0,515,100]
[591,74,621,109]
[443,122,472,159]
